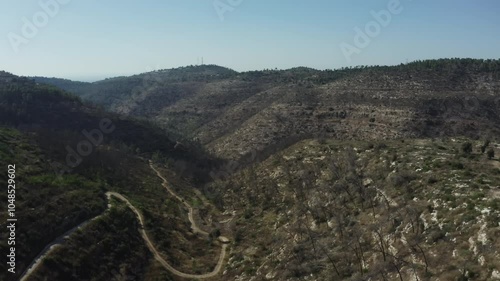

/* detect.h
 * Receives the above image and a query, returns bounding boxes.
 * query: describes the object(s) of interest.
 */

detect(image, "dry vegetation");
[207,138,500,280]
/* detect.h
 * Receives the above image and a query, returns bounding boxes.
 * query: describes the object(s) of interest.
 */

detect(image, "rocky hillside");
[3,59,500,280]
[35,59,500,162]
[207,138,500,280]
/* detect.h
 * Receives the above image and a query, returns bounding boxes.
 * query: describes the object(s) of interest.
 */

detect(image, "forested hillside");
[0,73,225,281]
[34,59,500,162]
[3,59,500,280]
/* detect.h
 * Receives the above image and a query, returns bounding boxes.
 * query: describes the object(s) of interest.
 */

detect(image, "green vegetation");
[462,142,473,154]
[28,202,152,281]
[0,72,222,280]
[0,74,220,183]
[0,127,106,281]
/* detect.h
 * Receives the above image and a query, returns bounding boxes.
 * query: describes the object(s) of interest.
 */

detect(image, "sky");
[1,0,499,81]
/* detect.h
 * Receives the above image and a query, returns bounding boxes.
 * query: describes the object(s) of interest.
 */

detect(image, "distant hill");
[30,76,91,94]
[33,59,500,161]
[32,64,238,108]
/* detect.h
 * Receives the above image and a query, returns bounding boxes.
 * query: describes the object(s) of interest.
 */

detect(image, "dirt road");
[107,191,229,279]
[20,163,229,280]
[19,193,113,281]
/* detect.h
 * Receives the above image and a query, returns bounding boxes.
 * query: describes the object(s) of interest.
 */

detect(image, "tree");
[462,142,473,154]
[481,145,487,154]
[480,139,490,153]
[487,148,495,160]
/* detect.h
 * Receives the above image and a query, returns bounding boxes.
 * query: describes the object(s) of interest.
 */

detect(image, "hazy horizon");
[2,0,500,81]
[5,56,498,83]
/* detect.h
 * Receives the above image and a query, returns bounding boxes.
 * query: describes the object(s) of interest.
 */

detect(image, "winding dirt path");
[149,161,210,236]
[107,192,229,279]
[20,163,229,280]
[19,205,108,281]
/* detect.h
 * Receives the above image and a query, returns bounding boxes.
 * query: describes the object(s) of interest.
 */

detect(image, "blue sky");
[1,0,499,81]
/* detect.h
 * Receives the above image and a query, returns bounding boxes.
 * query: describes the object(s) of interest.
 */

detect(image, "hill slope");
[207,138,500,280]
[0,73,226,281]
[35,59,500,161]
[4,59,500,280]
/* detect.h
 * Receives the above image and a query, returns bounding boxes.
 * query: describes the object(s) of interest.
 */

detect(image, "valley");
[1,59,500,280]
[2,0,500,279]
[35,60,500,162]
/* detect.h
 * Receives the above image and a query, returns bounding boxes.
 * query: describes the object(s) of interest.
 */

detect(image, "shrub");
[376,142,387,150]
[487,148,495,160]
[392,171,417,187]
[427,176,438,184]
[449,161,464,170]
[481,145,487,154]
[428,229,446,242]
[462,142,473,154]
[481,139,491,153]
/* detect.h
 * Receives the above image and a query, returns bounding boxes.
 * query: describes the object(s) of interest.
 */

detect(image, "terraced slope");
[35,59,500,161]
